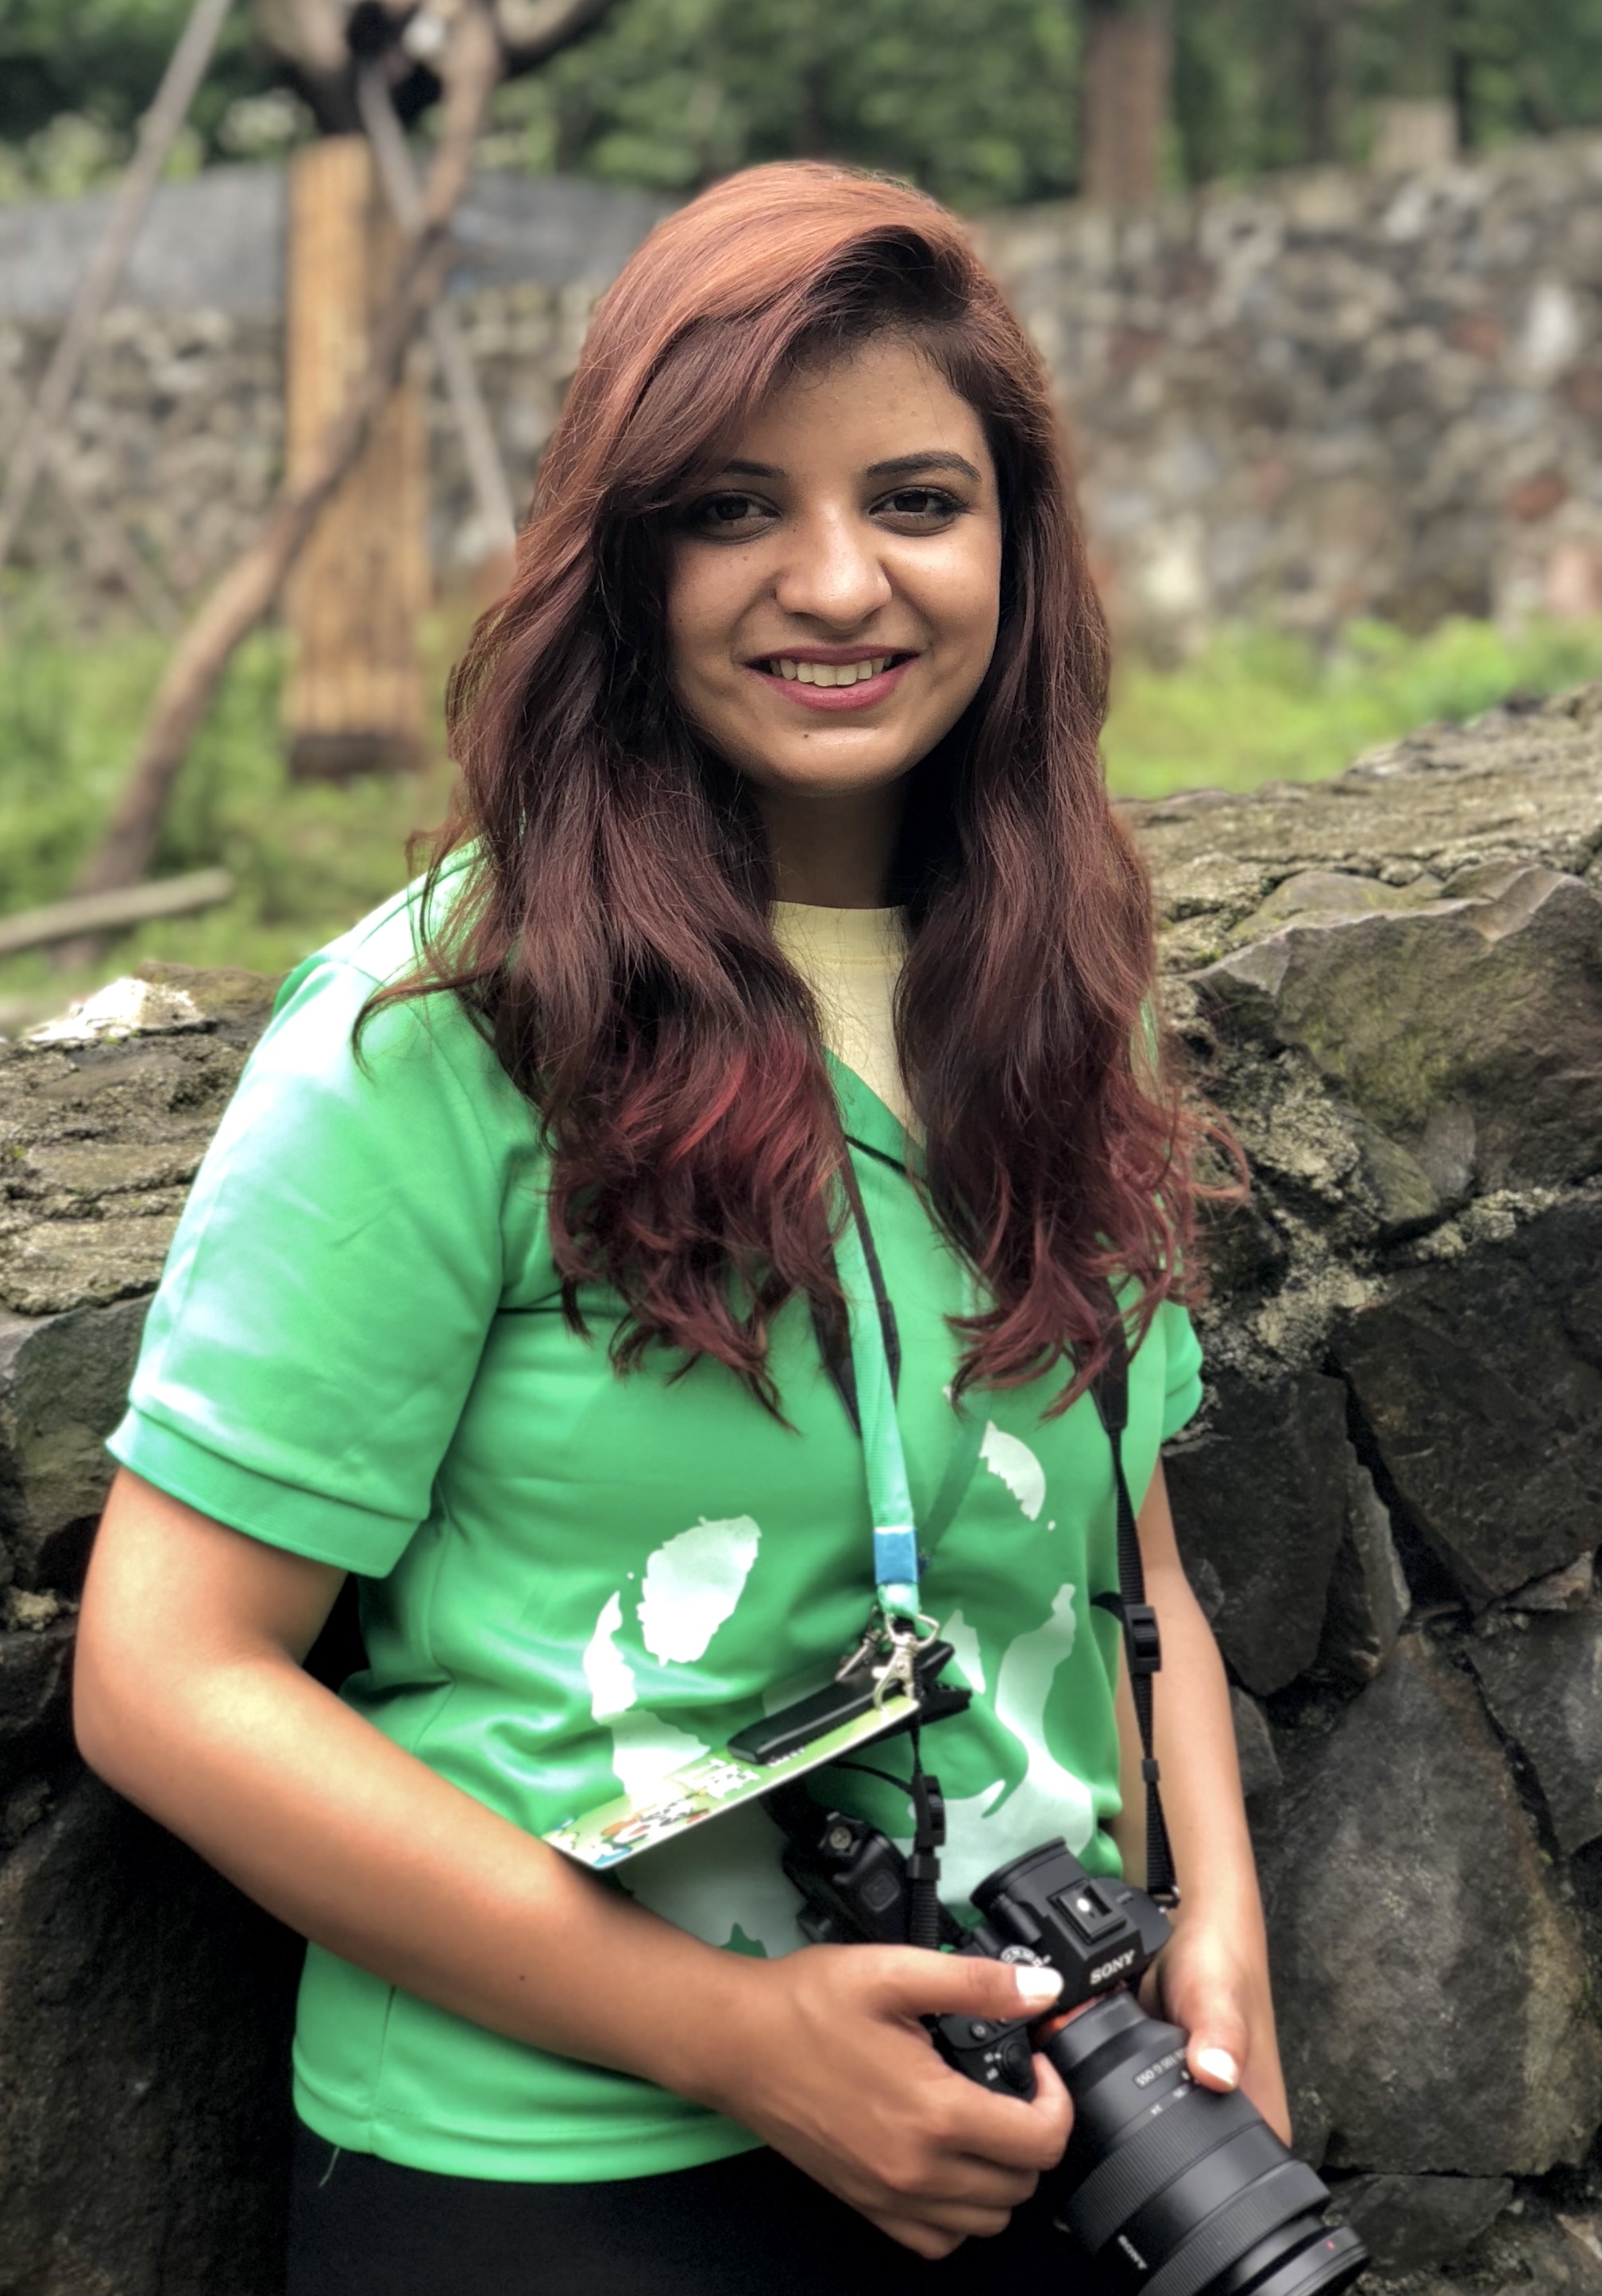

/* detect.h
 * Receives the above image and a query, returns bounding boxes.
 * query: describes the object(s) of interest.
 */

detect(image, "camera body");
[774,1796,1367,2296]
[776,1800,1172,2101]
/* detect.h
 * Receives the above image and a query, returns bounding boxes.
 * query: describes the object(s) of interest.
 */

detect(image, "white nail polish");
[1013,1965,1064,2006]
[1195,2047,1239,2087]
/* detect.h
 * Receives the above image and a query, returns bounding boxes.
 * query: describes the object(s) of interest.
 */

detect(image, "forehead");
[724,334,993,479]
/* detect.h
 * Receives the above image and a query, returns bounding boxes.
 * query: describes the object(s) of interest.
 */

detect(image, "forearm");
[1147,1571,1264,1939]
[79,1630,757,2104]
[75,1475,762,2111]
[1129,1464,1288,2134]
[76,1474,1082,2259]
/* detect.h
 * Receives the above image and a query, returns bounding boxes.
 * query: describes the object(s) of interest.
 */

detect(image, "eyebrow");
[715,451,983,484]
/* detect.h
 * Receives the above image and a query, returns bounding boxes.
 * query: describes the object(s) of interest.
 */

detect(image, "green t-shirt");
[110,879,1204,2184]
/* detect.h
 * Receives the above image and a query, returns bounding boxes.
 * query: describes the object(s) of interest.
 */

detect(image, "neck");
[756,780,904,908]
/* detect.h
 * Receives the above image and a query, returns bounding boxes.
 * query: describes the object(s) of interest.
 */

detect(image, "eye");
[684,491,772,534]
[874,486,967,527]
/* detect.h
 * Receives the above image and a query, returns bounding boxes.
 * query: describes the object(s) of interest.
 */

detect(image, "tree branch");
[70,0,504,909]
[492,0,619,72]
[0,0,237,577]
[356,56,518,558]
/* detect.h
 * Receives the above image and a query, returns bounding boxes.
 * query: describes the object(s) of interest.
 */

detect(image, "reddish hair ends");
[380,160,1226,1412]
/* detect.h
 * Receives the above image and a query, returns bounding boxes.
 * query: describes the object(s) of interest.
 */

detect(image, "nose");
[772,504,893,630]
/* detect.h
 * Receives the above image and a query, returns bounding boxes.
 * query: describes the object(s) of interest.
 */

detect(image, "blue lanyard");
[832,1197,924,1633]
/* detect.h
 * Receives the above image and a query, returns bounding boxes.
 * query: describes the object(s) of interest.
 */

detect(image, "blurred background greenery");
[0,0,1596,1012]
[0,0,1596,209]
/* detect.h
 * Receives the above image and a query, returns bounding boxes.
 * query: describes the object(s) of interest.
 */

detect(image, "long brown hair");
[381,161,1218,1411]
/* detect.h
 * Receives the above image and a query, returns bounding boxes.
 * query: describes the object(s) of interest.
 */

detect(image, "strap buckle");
[1125,1601,1162,1677]
[1093,1592,1162,1677]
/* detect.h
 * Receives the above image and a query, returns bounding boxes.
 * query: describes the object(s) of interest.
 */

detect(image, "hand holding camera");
[769,1789,1366,2296]
[707,1931,1076,2260]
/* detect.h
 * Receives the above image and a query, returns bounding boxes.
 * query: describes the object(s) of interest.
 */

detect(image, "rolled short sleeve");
[110,951,528,1576]
[1158,1299,1205,1442]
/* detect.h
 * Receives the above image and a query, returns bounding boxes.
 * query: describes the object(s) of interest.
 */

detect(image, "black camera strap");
[1087,1295,1179,1909]
[818,1148,1179,1909]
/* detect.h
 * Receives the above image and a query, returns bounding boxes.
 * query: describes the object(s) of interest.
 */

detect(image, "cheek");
[931,535,1003,678]
[663,549,743,681]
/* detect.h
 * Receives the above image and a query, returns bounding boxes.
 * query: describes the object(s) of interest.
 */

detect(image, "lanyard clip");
[870,1609,940,1708]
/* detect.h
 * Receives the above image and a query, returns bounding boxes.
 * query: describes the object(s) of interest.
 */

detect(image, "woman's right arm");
[75,1466,1071,2258]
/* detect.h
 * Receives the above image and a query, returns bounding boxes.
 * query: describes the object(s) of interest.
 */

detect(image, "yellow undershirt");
[770,901,912,1129]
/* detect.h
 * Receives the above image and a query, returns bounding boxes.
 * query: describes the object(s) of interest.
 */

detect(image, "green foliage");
[0,0,291,198]
[481,0,1083,211]
[1100,615,1600,799]
[0,601,1591,1017]
[4,0,1596,212]
[1174,0,1602,182]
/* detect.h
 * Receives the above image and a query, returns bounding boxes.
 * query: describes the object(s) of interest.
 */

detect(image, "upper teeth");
[770,656,894,685]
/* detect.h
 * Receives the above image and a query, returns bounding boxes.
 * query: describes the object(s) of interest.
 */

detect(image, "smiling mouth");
[758,653,910,687]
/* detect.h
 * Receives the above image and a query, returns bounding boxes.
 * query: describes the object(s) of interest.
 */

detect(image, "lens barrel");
[1037,1993,1366,2296]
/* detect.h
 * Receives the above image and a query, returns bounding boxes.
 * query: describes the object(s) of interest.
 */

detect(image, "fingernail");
[1013,1965,1064,2006]
[1195,2047,1239,2087]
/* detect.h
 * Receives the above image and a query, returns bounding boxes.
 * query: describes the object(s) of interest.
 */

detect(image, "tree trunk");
[1080,2,1172,206]
[283,136,430,781]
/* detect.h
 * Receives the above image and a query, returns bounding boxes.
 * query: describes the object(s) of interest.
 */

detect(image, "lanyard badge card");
[543,1179,968,1875]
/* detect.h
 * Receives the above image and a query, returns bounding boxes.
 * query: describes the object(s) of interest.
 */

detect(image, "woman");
[75,162,1286,2293]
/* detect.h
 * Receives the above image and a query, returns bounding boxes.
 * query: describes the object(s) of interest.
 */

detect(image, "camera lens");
[1038,1993,1367,2296]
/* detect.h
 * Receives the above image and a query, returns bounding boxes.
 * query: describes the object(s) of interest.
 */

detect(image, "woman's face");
[664,335,1002,815]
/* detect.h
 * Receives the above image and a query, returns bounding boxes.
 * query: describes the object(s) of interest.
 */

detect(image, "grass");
[1100,616,1598,800]
[0,601,1594,1021]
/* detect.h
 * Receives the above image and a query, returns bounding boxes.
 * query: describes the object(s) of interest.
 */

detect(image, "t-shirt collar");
[826,1049,919,1174]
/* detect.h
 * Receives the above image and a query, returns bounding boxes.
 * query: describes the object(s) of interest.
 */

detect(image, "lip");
[745,653,919,713]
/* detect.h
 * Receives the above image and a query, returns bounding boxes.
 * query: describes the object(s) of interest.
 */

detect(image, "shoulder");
[258,859,515,1113]
[272,855,473,1021]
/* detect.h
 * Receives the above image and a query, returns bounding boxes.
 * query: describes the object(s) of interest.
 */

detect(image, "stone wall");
[980,134,1602,646]
[1,688,1600,2291]
[2,140,1597,639]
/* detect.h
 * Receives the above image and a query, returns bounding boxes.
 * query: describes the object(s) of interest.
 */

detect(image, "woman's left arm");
[1131,1460,1292,2144]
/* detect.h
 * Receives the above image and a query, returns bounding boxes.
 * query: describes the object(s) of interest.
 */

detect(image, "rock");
[0,1617,74,1789]
[1133,689,1602,969]
[1469,1611,1602,1854]
[1196,866,1602,1196]
[1447,2200,1602,2294]
[1325,2171,1512,2273]
[0,1773,301,2296]
[1237,870,1447,935]
[1330,1198,1602,1604]
[1317,1454,1411,1685]
[134,958,283,1032]
[0,1298,151,1589]
[1257,1634,1602,2175]
[1507,1550,1597,1611]
[1230,1685,1281,1801]
[1164,1370,1353,1694]
[0,966,265,1326]
[25,974,210,1048]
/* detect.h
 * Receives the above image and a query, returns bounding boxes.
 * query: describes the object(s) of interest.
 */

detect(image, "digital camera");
[774,1796,1367,2296]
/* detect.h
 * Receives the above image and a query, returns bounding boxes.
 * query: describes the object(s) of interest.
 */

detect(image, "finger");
[944,2078,1072,2177]
[870,2198,1016,2248]
[864,2211,966,2259]
[1027,2047,1075,2148]
[1186,2007,1250,2095]
[866,1945,1063,2025]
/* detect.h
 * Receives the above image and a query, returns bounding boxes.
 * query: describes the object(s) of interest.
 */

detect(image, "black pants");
[288,2124,1087,2294]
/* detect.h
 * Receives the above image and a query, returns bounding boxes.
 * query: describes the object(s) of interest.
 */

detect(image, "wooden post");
[1080,2,1172,206]
[283,136,430,780]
